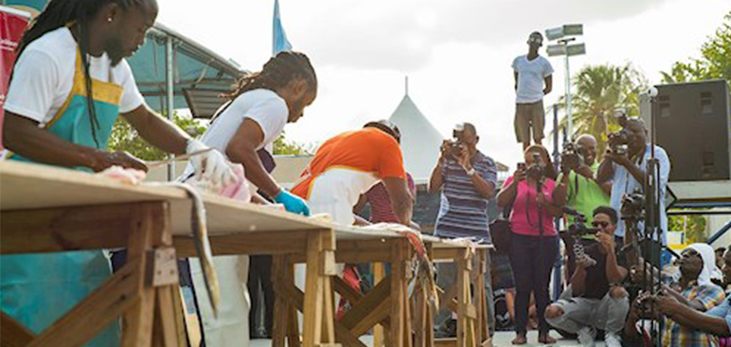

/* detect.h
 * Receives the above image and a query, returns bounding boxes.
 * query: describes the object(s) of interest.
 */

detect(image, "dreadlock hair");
[17,0,146,148]
[227,51,317,100]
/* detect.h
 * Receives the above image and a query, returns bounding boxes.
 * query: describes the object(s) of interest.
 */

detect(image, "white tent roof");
[389,94,444,184]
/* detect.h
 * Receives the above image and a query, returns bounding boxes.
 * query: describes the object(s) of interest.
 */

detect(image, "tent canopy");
[388,94,445,183]
[129,23,246,117]
[5,0,246,118]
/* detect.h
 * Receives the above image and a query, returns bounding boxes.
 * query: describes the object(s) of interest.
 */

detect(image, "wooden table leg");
[272,255,288,347]
[372,262,386,347]
[302,229,338,347]
[456,248,477,347]
[390,239,413,347]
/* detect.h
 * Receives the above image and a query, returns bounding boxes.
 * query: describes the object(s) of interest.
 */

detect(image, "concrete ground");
[250,331,607,346]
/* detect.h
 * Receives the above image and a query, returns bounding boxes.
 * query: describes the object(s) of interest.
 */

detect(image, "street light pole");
[547,25,585,141]
[559,38,575,139]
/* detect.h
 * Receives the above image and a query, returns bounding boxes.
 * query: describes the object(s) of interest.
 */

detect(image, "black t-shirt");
[581,241,611,300]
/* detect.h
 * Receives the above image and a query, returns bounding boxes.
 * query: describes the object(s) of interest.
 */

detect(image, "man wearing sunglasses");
[545,206,629,347]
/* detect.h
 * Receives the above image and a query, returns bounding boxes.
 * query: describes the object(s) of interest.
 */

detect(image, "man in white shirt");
[512,31,554,150]
[597,118,672,264]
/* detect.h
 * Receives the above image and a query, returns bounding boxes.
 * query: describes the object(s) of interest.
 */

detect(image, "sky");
[156,0,729,169]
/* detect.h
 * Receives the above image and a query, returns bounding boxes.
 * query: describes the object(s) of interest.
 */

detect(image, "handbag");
[490,202,514,254]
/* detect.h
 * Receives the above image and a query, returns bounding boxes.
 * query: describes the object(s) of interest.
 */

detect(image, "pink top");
[502,176,557,236]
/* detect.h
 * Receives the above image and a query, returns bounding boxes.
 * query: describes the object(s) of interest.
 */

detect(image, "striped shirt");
[434,151,497,241]
[662,282,725,347]
[365,173,416,223]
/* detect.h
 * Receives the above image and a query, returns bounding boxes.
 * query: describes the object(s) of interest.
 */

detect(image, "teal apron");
[1,50,124,346]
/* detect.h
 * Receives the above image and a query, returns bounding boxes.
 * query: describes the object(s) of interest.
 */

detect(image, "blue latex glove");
[273,190,311,216]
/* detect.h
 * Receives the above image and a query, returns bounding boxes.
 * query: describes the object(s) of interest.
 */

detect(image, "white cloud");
[155,0,729,169]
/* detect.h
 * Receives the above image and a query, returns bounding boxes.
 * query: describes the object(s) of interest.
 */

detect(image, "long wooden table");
[0,161,494,347]
[0,161,343,347]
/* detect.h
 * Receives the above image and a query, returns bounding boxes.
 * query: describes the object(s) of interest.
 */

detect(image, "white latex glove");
[187,139,237,187]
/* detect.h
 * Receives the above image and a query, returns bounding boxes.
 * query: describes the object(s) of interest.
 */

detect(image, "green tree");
[272,131,314,155]
[555,63,647,156]
[668,211,707,244]
[661,11,731,83]
[107,113,206,161]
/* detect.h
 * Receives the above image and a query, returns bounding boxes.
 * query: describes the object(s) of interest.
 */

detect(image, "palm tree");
[554,63,647,156]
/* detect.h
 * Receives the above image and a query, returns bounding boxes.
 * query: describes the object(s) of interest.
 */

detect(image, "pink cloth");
[218,163,251,202]
[502,176,557,236]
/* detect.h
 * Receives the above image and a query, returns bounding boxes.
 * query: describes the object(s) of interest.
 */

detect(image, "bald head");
[575,134,597,165]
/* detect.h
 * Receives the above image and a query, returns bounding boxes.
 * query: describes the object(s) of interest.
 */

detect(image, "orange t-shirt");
[291,128,406,199]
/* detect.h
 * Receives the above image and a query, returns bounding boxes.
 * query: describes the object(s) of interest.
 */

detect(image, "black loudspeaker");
[654,80,731,182]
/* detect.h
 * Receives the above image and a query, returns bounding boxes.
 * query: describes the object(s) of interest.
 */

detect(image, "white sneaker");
[604,332,622,347]
[577,326,596,347]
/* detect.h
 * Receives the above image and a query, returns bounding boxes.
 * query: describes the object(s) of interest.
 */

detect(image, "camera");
[607,113,635,155]
[448,140,463,158]
[565,209,599,237]
[560,142,585,171]
[621,188,645,221]
[525,153,545,181]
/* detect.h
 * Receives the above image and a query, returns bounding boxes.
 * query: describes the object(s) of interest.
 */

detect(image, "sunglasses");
[591,221,609,228]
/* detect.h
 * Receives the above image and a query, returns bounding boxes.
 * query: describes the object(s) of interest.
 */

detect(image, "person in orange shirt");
[291,120,413,226]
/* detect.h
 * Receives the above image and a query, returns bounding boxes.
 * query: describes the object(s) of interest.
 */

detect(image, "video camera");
[621,188,645,221]
[560,142,585,171]
[607,112,635,155]
[564,208,599,237]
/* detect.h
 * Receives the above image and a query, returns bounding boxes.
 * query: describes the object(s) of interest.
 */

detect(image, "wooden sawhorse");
[0,201,185,347]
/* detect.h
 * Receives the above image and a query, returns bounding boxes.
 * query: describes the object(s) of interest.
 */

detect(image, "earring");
[107,17,113,23]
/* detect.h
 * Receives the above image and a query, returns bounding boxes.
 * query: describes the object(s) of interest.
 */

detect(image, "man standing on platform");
[429,122,498,337]
[512,31,553,150]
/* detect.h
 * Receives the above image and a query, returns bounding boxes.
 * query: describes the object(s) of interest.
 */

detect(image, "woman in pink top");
[497,145,564,345]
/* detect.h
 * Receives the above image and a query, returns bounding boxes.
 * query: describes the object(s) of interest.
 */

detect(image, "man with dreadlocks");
[179,50,317,345]
[1,0,235,345]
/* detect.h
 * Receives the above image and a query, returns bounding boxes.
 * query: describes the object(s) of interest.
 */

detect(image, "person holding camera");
[497,145,563,345]
[625,243,725,346]
[597,117,672,264]
[512,31,554,151]
[429,122,498,337]
[544,206,629,347]
[554,134,611,275]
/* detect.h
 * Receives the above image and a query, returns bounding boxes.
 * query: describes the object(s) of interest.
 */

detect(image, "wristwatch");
[466,168,476,176]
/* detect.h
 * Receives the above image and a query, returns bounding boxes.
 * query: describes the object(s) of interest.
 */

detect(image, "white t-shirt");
[182,89,288,178]
[5,27,144,125]
[512,54,554,104]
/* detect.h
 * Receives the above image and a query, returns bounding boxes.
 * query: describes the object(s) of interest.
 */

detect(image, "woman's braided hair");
[227,51,317,100]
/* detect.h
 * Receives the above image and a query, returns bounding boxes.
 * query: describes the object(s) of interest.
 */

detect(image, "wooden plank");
[1,312,35,347]
[339,274,392,336]
[154,285,183,347]
[390,240,413,347]
[0,203,141,254]
[271,255,288,347]
[122,202,169,347]
[26,258,142,347]
[434,338,456,347]
[321,277,336,344]
[333,323,368,347]
[332,276,364,305]
[303,231,327,347]
[173,230,309,257]
[0,161,341,238]
[372,262,386,347]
